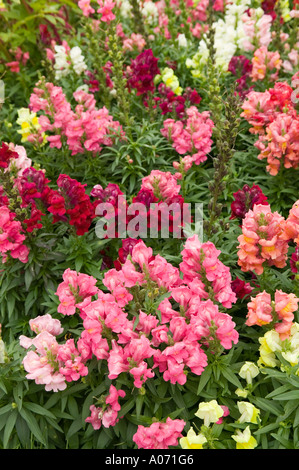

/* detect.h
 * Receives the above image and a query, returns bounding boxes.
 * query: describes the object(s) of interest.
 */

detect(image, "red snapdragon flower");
[230,184,268,220]
[231,277,254,299]
[127,49,160,97]
[0,142,18,169]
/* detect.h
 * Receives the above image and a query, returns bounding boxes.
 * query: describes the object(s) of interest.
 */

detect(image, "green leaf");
[271,390,299,401]
[252,397,282,417]
[254,423,280,435]
[15,415,30,448]
[3,409,17,448]
[66,416,83,440]
[67,395,79,417]
[135,395,144,419]
[23,402,56,419]
[0,403,13,416]
[220,366,242,389]
[19,408,47,446]
[119,398,135,418]
[75,256,84,272]
[168,407,185,420]
[197,366,212,395]
[271,433,293,449]
[266,384,290,399]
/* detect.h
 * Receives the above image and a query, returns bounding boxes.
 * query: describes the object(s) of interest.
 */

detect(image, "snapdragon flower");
[231,426,258,449]
[54,44,87,80]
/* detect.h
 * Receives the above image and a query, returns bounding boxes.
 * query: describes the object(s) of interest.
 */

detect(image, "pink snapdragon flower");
[254,113,299,176]
[22,350,67,392]
[274,290,299,339]
[29,82,125,156]
[0,206,29,264]
[7,144,32,176]
[140,170,181,201]
[20,316,89,391]
[161,107,214,172]
[55,268,98,316]
[241,78,299,175]
[107,336,155,388]
[123,33,146,52]
[21,331,66,392]
[282,200,299,245]
[78,0,95,16]
[29,313,64,336]
[188,299,239,349]
[85,384,125,430]
[180,235,237,308]
[57,338,89,382]
[97,0,116,22]
[133,417,186,449]
[241,9,272,51]
[216,405,230,424]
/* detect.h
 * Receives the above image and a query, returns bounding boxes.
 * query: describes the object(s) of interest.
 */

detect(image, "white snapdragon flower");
[75,84,89,93]
[195,400,224,427]
[54,45,87,80]
[118,0,132,17]
[177,33,188,48]
[213,0,251,69]
[239,362,260,385]
[70,46,87,76]
[141,0,158,23]
[54,45,70,80]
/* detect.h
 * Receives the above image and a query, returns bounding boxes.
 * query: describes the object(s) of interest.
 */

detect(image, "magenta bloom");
[127,49,160,96]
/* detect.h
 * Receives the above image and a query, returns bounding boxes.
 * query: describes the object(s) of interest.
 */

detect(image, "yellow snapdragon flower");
[235,388,249,398]
[157,67,183,96]
[180,427,207,449]
[231,426,258,449]
[16,108,46,145]
[279,0,291,22]
[195,400,224,427]
[258,331,281,368]
[237,402,260,424]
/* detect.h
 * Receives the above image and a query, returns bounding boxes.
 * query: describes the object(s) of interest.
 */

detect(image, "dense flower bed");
[0,0,299,451]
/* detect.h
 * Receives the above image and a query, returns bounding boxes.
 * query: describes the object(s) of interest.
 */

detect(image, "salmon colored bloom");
[237,204,288,275]
[246,291,273,327]
[250,46,282,82]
